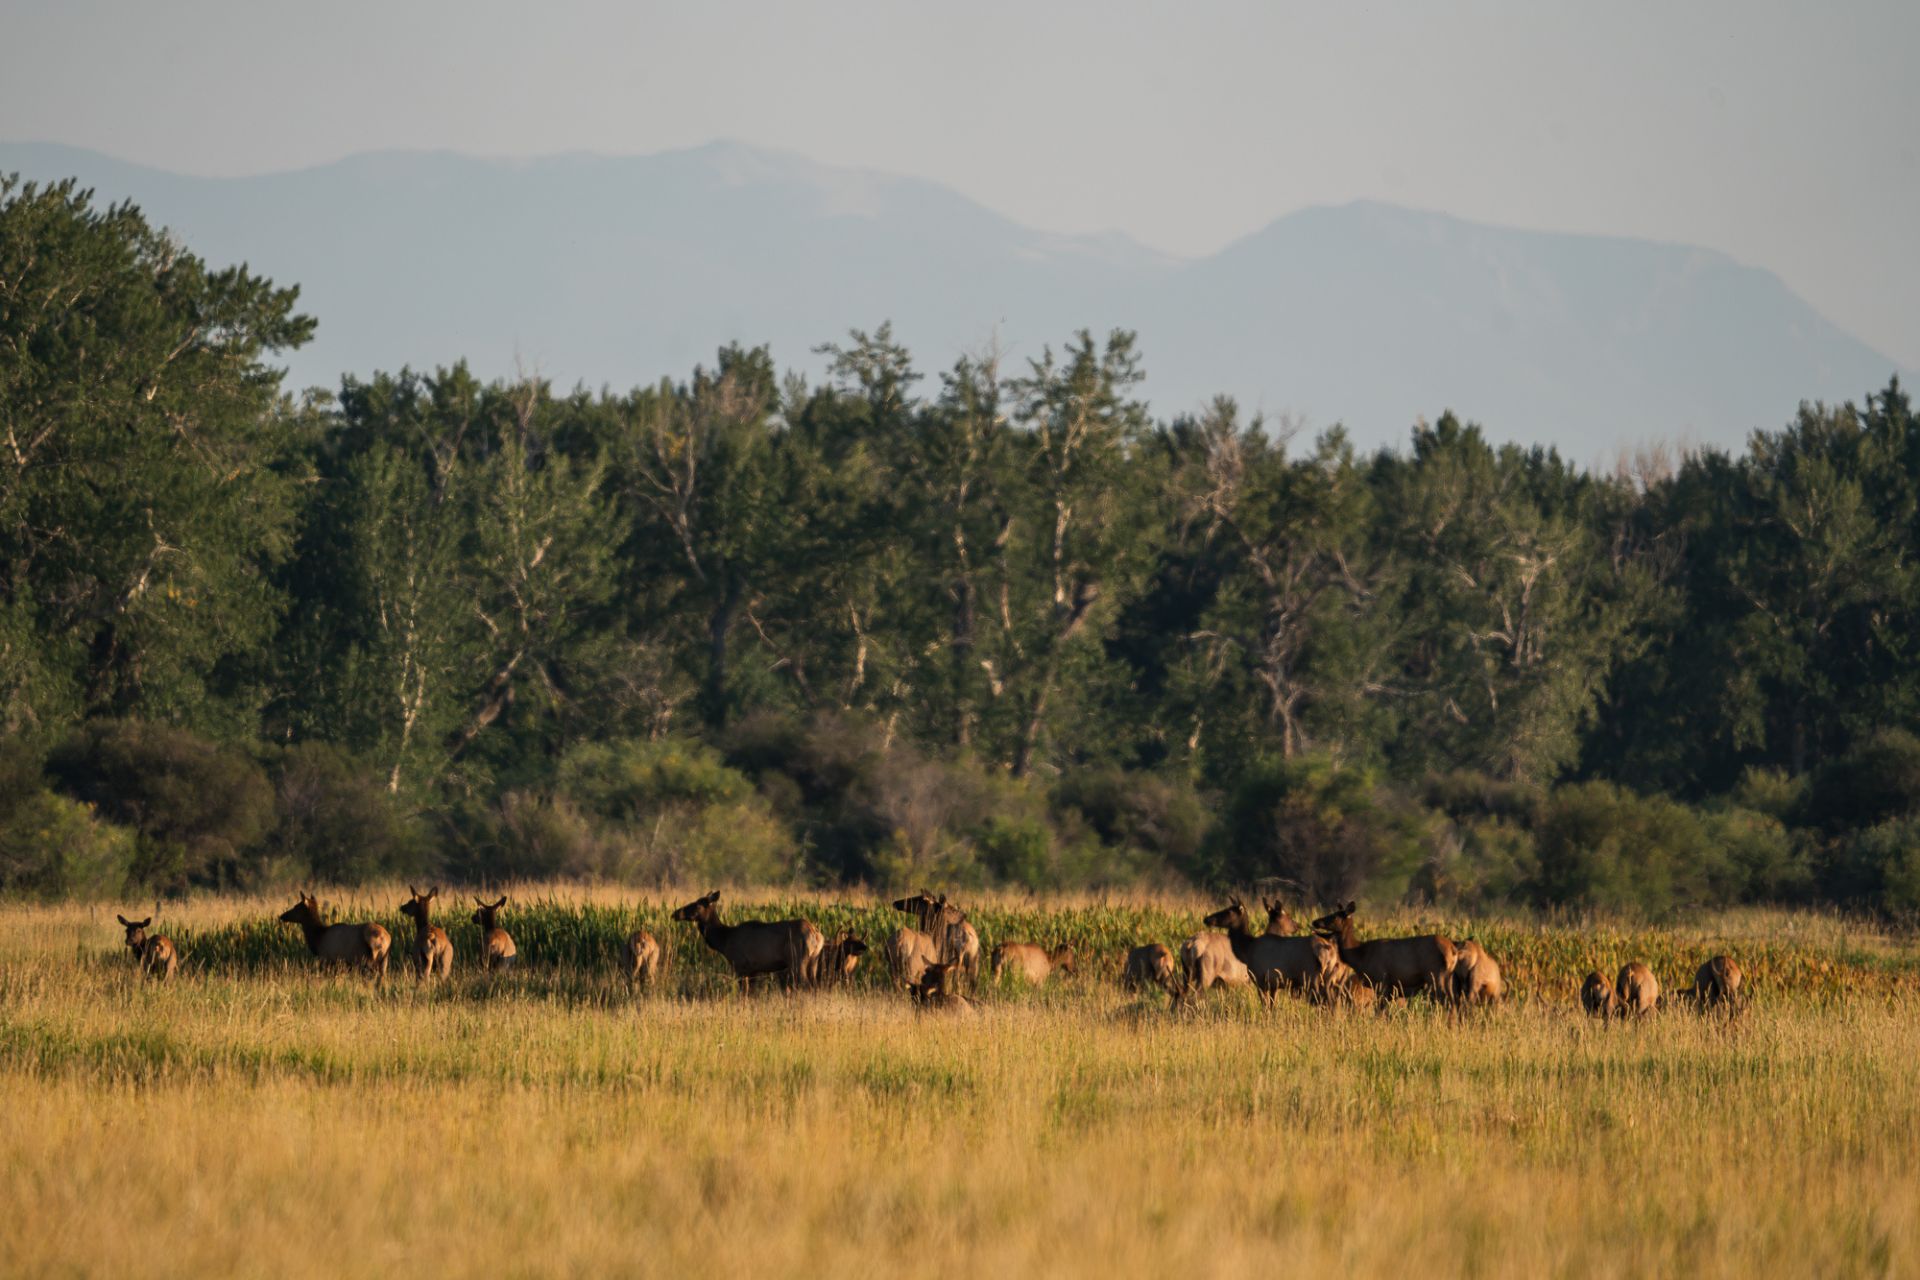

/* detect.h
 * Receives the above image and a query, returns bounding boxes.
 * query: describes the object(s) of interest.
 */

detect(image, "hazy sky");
[6,0,1917,366]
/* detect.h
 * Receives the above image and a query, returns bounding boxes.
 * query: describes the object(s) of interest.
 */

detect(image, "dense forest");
[4,176,1918,913]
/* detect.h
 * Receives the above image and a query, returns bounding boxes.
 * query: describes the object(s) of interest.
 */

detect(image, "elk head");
[116,914,152,953]
[1202,896,1249,932]
[671,891,721,924]
[399,885,439,925]
[278,892,325,928]
[471,895,509,930]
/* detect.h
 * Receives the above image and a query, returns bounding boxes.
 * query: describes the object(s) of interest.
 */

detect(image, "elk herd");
[106,888,1745,1021]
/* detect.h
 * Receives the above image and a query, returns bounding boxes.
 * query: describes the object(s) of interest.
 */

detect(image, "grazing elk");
[1615,961,1660,1017]
[116,914,176,981]
[891,890,979,985]
[1580,970,1617,1018]
[1676,954,1743,1016]
[671,891,824,992]
[471,896,518,972]
[1203,898,1341,1004]
[1178,932,1253,1000]
[398,886,454,979]
[818,932,870,986]
[278,892,390,979]
[1450,938,1506,1006]
[991,942,1076,984]
[1120,943,1178,995]
[1309,902,1456,1002]
[625,928,662,987]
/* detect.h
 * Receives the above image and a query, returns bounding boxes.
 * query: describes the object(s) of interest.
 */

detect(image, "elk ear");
[1344,900,1356,914]
[118,914,132,927]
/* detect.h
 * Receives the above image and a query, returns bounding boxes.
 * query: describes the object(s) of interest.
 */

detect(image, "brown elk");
[625,928,662,986]
[671,891,824,992]
[1204,898,1341,1005]
[1450,938,1506,1006]
[884,925,940,988]
[1261,898,1299,936]
[1308,902,1455,1002]
[818,932,870,986]
[1675,954,1743,1016]
[1614,961,1659,1017]
[1580,970,1616,1018]
[470,896,518,972]
[277,893,390,979]
[398,886,453,979]
[1120,943,1177,995]
[1311,961,1377,1010]
[991,942,1076,984]
[892,890,979,985]
[116,914,176,981]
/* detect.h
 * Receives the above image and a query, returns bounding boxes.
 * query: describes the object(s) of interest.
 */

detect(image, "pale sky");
[5,0,1917,366]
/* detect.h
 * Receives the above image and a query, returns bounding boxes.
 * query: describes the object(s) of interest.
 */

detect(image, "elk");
[398,886,453,979]
[892,890,979,985]
[625,928,662,986]
[1450,938,1506,1006]
[1308,902,1455,1002]
[884,925,941,988]
[471,896,518,972]
[1120,943,1178,995]
[671,891,824,992]
[1204,898,1341,1005]
[1580,970,1616,1018]
[1675,954,1743,1016]
[1615,961,1660,1017]
[1261,898,1298,936]
[116,914,176,981]
[277,893,390,979]
[1178,932,1253,1000]
[818,932,870,986]
[991,942,1076,984]
[1311,961,1377,1010]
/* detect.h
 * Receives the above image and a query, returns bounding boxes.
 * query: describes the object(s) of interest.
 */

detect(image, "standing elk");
[278,893,390,979]
[1204,898,1341,1005]
[991,942,1076,984]
[471,896,518,972]
[1450,938,1506,1006]
[116,914,176,981]
[1676,955,1743,1016]
[625,928,662,987]
[1308,902,1455,1002]
[1178,931,1253,1002]
[671,891,824,992]
[892,890,979,986]
[1120,943,1178,995]
[1615,961,1659,1017]
[398,886,453,979]
[1261,898,1299,936]
[884,925,941,989]
[1580,970,1616,1018]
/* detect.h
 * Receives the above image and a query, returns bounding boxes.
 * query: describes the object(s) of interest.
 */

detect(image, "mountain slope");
[0,141,1905,455]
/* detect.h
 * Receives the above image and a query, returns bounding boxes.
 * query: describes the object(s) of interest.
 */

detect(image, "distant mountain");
[2,140,1907,455]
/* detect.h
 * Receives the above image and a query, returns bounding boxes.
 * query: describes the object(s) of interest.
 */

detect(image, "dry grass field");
[2,889,1917,1278]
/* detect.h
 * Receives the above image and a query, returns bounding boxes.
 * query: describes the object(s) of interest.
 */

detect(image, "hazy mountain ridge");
[2,140,1905,454]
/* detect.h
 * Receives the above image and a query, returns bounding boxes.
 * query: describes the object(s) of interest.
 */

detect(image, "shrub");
[1421,817,1540,909]
[45,720,275,891]
[266,743,431,885]
[0,787,137,899]
[1825,817,1920,911]
[1207,754,1432,903]
[1051,768,1211,876]
[1805,729,1920,831]
[1701,805,1812,902]
[1534,782,1732,914]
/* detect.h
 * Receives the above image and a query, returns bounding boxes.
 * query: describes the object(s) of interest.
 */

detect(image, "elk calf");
[910,962,974,1014]
[1581,970,1616,1018]
[471,896,518,972]
[991,942,1076,984]
[1178,932,1253,1002]
[116,914,176,981]
[398,886,454,979]
[278,893,390,979]
[1615,961,1659,1017]
[818,932,869,986]
[625,928,662,986]
[1677,954,1743,1016]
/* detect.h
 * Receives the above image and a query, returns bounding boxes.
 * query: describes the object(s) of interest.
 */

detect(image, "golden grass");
[2,893,1916,1278]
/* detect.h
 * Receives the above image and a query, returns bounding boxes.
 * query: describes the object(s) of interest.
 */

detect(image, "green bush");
[266,743,430,884]
[1534,782,1732,914]
[0,787,137,898]
[1424,817,1540,908]
[1826,817,1920,911]
[1805,729,1920,831]
[1701,804,1812,902]
[1052,768,1211,876]
[45,720,275,891]
[1207,754,1432,903]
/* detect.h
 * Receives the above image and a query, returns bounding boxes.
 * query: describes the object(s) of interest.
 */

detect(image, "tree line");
[3,175,1917,913]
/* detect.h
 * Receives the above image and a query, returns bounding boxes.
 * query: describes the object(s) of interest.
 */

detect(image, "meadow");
[2,888,1917,1278]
